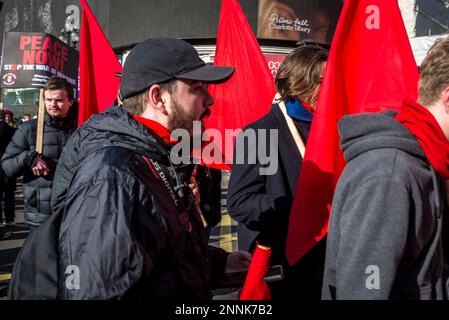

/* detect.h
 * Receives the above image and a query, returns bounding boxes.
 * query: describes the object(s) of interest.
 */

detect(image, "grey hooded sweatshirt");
[322,110,449,300]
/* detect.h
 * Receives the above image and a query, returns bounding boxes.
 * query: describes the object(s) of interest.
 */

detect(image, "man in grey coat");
[322,36,449,299]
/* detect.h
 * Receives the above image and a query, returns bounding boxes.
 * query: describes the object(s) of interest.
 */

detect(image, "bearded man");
[51,38,251,300]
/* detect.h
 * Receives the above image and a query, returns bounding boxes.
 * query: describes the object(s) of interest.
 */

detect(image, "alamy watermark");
[65,265,80,290]
[365,265,380,290]
[365,5,380,30]
[170,121,279,176]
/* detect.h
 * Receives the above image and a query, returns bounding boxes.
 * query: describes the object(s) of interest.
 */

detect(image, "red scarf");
[395,99,449,179]
[132,115,177,145]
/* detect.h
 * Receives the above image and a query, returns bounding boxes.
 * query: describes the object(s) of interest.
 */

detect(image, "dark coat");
[52,106,228,300]
[227,103,325,299]
[1,112,76,226]
[0,120,16,187]
[196,165,222,228]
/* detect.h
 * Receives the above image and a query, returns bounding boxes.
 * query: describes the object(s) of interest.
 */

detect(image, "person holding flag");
[227,43,329,299]
[322,35,449,300]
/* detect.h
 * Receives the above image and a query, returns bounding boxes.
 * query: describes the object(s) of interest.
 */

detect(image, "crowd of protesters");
[0,33,449,300]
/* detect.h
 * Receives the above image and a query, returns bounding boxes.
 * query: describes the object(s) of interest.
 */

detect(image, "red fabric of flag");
[205,0,276,170]
[240,245,272,300]
[78,0,122,126]
[286,0,419,265]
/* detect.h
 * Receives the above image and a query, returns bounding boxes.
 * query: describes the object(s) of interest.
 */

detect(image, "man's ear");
[148,84,168,114]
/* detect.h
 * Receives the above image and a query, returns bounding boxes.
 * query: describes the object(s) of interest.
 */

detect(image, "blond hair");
[418,35,449,106]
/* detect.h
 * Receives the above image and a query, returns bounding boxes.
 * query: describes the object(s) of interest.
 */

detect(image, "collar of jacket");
[285,99,313,122]
[46,112,76,130]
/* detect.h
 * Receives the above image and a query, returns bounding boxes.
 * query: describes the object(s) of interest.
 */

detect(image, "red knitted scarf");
[395,99,449,179]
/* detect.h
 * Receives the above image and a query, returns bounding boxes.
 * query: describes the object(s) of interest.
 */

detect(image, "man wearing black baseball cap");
[119,38,234,100]
[50,38,251,300]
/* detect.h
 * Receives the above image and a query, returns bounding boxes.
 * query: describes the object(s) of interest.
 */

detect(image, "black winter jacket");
[1,112,76,226]
[227,103,326,300]
[0,120,16,186]
[52,106,228,300]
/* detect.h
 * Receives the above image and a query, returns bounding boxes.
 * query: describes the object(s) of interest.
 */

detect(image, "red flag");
[205,0,276,170]
[78,0,122,126]
[240,245,272,300]
[286,0,419,265]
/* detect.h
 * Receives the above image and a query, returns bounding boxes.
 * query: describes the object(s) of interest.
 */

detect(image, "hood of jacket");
[51,105,193,217]
[75,105,173,162]
[338,110,426,163]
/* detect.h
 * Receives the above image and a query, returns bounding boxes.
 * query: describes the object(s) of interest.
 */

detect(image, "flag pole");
[36,89,45,154]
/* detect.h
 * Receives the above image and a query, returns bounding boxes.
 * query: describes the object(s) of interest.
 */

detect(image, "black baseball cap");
[119,38,235,99]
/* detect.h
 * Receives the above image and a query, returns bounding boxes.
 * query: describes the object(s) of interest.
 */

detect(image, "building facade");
[0,0,447,116]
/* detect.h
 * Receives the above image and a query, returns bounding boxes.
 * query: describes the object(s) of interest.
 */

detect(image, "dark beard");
[168,98,195,137]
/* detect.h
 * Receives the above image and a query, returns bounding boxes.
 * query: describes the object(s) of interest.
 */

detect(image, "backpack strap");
[275,93,306,159]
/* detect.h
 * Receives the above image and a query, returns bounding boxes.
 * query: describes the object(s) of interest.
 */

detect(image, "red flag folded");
[205,0,276,170]
[78,0,122,126]
[286,0,419,265]
[240,245,272,300]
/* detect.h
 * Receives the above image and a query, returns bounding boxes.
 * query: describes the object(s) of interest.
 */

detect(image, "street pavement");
[0,180,28,299]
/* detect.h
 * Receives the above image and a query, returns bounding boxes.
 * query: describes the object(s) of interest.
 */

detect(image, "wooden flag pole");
[36,89,45,154]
